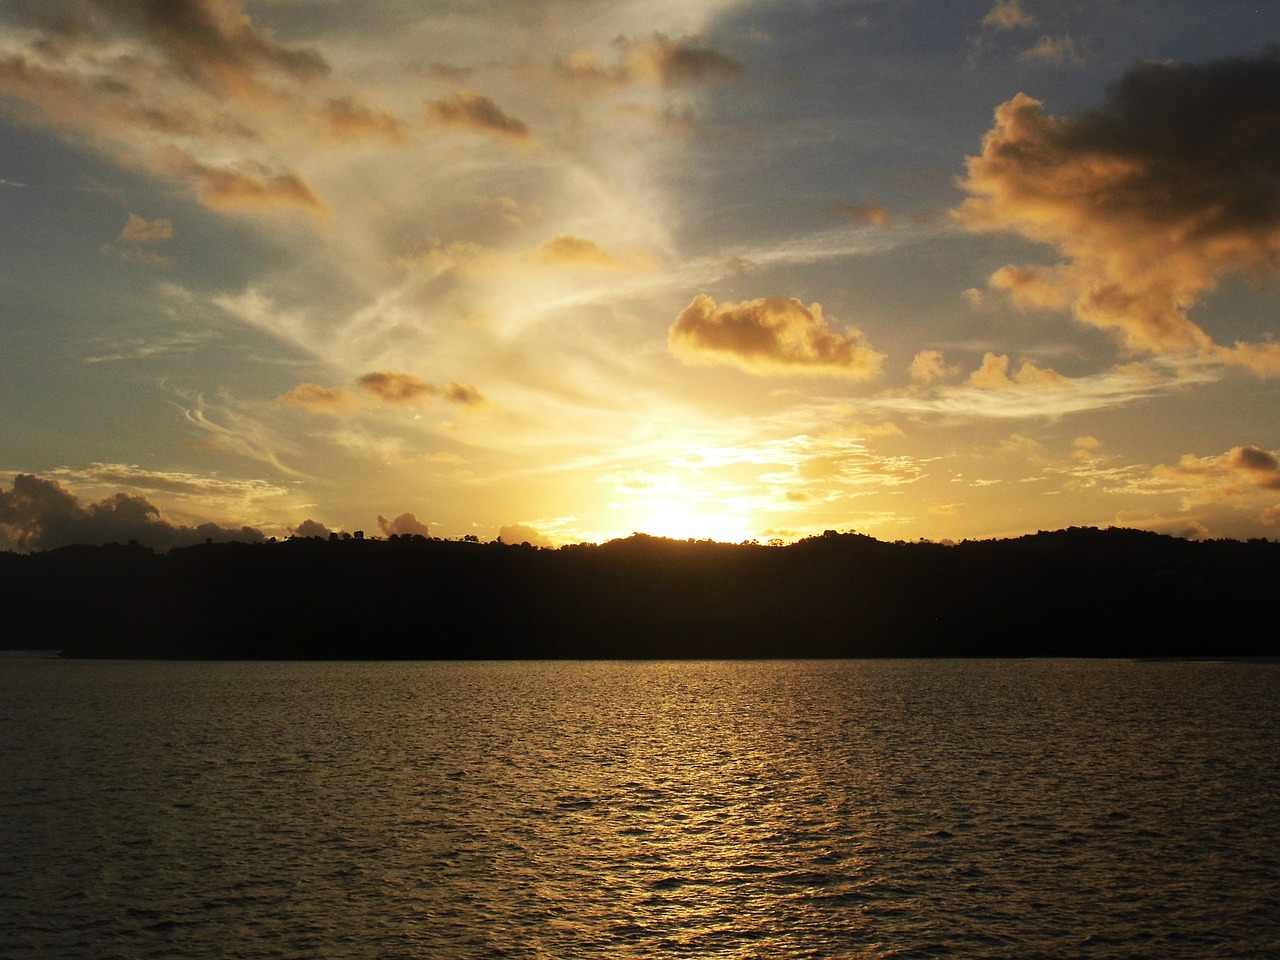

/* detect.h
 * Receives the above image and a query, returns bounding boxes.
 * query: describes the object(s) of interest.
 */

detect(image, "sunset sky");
[2,0,1279,550]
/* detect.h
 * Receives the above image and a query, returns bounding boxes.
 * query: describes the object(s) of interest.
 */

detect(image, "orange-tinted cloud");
[426,91,530,140]
[84,0,328,99]
[357,371,436,404]
[118,213,174,243]
[968,352,1067,389]
[442,382,485,407]
[159,148,325,213]
[1161,445,1280,493]
[357,372,486,407]
[669,294,884,379]
[983,0,1034,29]
[531,235,652,271]
[554,34,742,92]
[322,96,407,143]
[908,349,959,385]
[277,383,358,411]
[956,55,1280,375]
[837,202,890,226]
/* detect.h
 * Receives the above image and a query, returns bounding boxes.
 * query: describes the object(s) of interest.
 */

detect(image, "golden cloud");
[1162,446,1280,493]
[426,91,530,140]
[322,96,407,143]
[91,0,327,95]
[668,294,884,379]
[357,371,436,404]
[967,352,1067,390]
[908,349,959,385]
[983,0,1034,29]
[442,382,485,407]
[356,372,486,408]
[837,202,890,227]
[118,213,174,243]
[956,55,1280,375]
[277,383,357,411]
[158,148,325,214]
[531,235,653,271]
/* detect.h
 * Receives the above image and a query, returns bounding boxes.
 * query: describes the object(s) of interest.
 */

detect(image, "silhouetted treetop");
[2,527,1275,659]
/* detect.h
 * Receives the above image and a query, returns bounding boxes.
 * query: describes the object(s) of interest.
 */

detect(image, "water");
[1,658,1277,959]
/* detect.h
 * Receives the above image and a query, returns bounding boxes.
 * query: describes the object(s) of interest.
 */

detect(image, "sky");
[2,0,1279,551]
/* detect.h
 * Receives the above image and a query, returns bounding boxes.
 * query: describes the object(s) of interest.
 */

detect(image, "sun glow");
[612,487,759,543]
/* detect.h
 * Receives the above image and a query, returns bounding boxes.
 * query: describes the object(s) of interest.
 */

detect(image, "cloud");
[0,473,264,552]
[377,512,430,537]
[356,372,486,407]
[836,202,890,226]
[668,295,884,379]
[118,213,174,243]
[425,91,530,140]
[967,352,1066,389]
[159,148,326,214]
[908,349,960,385]
[631,34,744,87]
[358,371,436,404]
[442,382,485,407]
[292,518,334,538]
[1103,444,1280,536]
[322,96,407,143]
[1159,445,1280,494]
[103,211,176,264]
[554,34,743,92]
[955,54,1280,375]
[531,235,653,271]
[1018,35,1081,64]
[83,0,328,98]
[983,1,1034,30]
[277,383,358,411]
[497,523,552,547]
[1072,435,1103,459]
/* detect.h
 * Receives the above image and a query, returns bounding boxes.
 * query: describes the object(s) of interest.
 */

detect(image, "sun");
[613,491,758,543]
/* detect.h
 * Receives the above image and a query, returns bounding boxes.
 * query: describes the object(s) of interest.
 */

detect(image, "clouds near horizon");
[0,474,265,552]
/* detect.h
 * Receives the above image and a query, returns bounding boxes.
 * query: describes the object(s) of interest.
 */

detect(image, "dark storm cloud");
[956,54,1280,374]
[0,474,265,552]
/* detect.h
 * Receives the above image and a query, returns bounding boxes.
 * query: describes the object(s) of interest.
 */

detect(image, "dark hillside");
[1,527,1274,659]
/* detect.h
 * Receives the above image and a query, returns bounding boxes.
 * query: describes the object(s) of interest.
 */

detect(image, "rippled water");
[2,658,1278,959]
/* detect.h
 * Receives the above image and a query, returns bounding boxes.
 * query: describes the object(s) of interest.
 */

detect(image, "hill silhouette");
[2,527,1275,659]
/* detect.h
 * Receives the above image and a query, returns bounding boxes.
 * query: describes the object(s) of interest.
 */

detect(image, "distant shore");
[4,526,1276,660]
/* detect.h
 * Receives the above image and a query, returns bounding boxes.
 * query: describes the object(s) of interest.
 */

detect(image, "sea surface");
[1,658,1277,959]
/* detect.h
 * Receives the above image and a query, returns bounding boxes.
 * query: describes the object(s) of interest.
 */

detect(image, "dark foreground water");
[1,658,1277,959]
